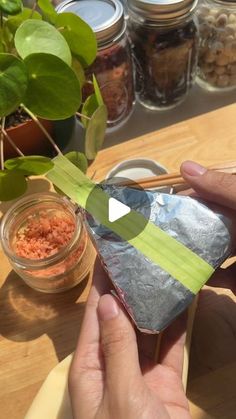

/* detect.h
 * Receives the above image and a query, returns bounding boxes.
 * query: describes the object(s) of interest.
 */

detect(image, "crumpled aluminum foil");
[86,186,233,333]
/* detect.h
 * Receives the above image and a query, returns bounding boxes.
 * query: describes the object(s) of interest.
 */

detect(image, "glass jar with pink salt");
[0,193,96,293]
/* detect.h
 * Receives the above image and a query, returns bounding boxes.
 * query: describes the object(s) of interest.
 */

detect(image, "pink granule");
[15,212,76,259]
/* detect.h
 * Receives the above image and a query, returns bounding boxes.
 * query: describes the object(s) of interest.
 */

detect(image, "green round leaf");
[0,53,28,117]
[55,13,97,67]
[0,170,27,201]
[81,93,98,128]
[4,155,54,175]
[85,104,107,160]
[15,19,72,65]
[37,0,57,24]
[23,53,81,120]
[6,8,42,35]
[0,0,22,15]
[64,151,87,173]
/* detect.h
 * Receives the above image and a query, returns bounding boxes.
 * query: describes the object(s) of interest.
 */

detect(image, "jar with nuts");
[197,0,236,91]
[127,0,199,110]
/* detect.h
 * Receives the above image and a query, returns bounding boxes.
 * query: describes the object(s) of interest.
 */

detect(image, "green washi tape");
[47,155,215,294]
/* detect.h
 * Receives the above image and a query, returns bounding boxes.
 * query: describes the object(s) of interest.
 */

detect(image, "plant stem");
[76,112,91,121]
[0,11,3,28]
[21,104,63,155]
[30,1,37,18]
[1,128,24,157]
[0,118,5,170]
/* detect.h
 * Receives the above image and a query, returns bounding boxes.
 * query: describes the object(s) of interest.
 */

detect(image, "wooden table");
[1,104,236,419]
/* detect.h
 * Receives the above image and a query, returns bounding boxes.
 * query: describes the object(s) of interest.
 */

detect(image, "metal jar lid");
[128,0,198,22]
[56,0,125,46]
[213,0,236,4]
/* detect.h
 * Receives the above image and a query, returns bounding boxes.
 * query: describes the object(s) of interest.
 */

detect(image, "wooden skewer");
[182,295,199,392]
[119,161,236,189]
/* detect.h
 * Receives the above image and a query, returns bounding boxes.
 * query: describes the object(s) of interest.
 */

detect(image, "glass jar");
[57,0,135,130]
[197,0,236,91]
[0,193,96,293]
[128,0,199,110]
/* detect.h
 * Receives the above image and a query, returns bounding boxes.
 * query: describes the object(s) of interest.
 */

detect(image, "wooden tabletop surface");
[1,104,236,419]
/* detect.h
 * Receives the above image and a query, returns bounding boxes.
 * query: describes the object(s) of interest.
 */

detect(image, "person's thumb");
[98,294,141,394]
[181,161,236,210]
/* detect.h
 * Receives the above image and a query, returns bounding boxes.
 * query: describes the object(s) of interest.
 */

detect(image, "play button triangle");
[108,197,131,223]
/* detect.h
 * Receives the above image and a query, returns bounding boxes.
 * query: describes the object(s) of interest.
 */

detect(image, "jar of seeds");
[197,0,236,91]
[128,0,199,110]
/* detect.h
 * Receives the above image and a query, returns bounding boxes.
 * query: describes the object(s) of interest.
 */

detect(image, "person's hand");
[181,160,236,294]
[69,262,190,419]
[69,160,236,419]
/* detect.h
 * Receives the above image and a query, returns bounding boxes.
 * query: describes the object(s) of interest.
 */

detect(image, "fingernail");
[98,294,120,321]
[181,161,207,176]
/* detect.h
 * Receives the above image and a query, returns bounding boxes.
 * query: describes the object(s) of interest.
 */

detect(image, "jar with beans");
[128,0,199,110]
[57,0,135,130]
[197,0,236,91]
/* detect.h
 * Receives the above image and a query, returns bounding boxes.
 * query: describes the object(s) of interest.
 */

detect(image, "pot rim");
[6,118,52,132]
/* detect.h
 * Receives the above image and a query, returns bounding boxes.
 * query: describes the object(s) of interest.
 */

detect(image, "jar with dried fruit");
[57,0,135,129]
[197,0,236,91]
[128,0,199,110]
[0,193,96,293]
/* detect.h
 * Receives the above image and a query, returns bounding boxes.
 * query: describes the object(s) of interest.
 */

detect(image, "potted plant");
[0,0,107,200]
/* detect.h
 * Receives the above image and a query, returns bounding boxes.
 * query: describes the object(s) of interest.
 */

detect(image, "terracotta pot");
[5,119,54,159]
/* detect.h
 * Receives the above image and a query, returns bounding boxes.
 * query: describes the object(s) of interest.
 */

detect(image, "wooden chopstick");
[119,162,236,189]
[140,176,184,188]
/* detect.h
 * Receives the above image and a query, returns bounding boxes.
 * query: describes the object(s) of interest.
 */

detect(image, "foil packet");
[86,187,233,333]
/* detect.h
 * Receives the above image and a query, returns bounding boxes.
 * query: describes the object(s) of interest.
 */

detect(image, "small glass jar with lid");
[197,0,236,91]
[0,193,96,293]
[127,0,199,110]
[57,0,135,129]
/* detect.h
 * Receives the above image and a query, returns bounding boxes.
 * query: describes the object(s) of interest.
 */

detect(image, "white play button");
[108,197,131,222]
[86,177,152,240]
